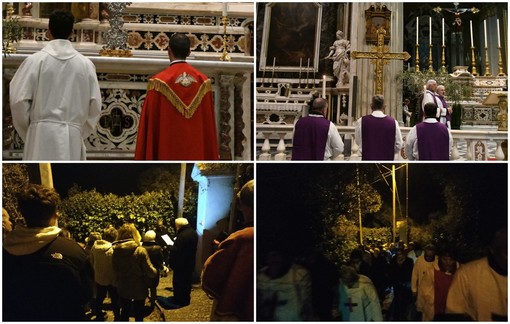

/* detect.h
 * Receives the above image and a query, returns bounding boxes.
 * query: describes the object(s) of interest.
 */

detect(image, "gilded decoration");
[365,4,391,44]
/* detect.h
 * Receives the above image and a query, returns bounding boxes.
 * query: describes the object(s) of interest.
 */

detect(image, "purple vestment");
[361,115,396,160]
[292,116,330,160]
[438,96,451,125]
[416,122,450,160]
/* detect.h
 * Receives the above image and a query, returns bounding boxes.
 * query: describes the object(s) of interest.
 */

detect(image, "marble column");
[233,73,248,160]
[219,74,234,160]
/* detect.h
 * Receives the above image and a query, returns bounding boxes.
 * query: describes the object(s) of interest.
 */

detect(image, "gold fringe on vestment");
[147,78,212,119]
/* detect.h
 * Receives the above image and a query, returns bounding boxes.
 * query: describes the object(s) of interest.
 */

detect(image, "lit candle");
[322,75,326,98]
[497,19,501,47]
[299,57,302,76]
[222,3,227,17]
[442,18,445,46]
[484,20,487,48]
[470,20,474,47]
[429,16,432,45]
[416,17,419,44]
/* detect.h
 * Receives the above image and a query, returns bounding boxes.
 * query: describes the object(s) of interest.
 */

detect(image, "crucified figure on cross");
[351,27,411,95]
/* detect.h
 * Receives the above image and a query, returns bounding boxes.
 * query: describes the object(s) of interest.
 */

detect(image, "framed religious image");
[365,4,391,44]
[259,3,323,72]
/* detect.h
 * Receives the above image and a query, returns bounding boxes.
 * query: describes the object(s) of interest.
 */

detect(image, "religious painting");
[260,3,322,72]
[365,4,391,44]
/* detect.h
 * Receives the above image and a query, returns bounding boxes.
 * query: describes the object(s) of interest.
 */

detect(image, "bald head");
[310,97,328,115]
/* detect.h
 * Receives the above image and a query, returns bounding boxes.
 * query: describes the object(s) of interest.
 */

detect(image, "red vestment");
[135,61,219,160]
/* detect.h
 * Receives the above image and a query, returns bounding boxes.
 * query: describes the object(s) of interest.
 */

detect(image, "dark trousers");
[172,270,192,305]
[120,298,145,322]
[95,283,120,319]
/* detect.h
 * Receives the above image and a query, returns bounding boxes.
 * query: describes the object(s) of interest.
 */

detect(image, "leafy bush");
[59,188,197,242]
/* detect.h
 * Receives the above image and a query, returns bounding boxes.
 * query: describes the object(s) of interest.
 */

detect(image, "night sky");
[50,163,190,197]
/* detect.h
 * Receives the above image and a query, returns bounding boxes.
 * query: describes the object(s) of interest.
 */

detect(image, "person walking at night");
[141,229,164,309]
[158,217,198,309]
[355,95,403,160]
[405,102,452,160]
[201,179,254,321]
[416,248,459,321]
[388,248,414,320]
[90,225,120,321]
[446,227,508,321]
[291,93,344,160]
[337,265,383,321]
[112,223,157,322]
[3,184,94,321]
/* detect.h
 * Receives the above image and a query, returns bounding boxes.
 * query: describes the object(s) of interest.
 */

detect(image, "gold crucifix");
[351,27,411,95]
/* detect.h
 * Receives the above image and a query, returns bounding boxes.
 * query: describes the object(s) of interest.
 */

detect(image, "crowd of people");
[257,234,508,321]
[3,180,255,322]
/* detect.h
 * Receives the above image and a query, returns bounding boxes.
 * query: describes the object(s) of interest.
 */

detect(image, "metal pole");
[357,165,363,245]
[392,164,396,243]
[178,163,186,218]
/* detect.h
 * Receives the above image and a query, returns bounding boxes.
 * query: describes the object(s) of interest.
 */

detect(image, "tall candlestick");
[497,19,501,47]
[306,58,310,88]
[271,57,276,86]
[322,75,326,98]
[222,3,227,17]
[298,58,302,88]
[470,20,474,47]
[484,20,487,48]
[442,18,445,46]
[416,17,419,44]
[429,17,432,45]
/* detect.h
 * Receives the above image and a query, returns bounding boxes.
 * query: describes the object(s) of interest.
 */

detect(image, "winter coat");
[112,239,157,300]
[168,225,198,273]
[90,239,115,286]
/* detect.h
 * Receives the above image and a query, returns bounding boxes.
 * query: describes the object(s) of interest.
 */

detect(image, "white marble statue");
[324,30,351,88]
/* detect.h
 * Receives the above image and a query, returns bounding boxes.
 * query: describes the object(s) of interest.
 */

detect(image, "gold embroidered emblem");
[175,72,197,87]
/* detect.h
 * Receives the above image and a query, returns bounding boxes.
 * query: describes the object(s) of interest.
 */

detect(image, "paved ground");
[94,271,213,322]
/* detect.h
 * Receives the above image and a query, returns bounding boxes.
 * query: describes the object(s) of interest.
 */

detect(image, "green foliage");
[2,16,22,54]
[2,163,29,226]
[59,188,197,242]
[343,182,382,221]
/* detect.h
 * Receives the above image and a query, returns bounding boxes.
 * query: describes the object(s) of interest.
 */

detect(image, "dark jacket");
[168,225,198,273]
[3,234,94,321]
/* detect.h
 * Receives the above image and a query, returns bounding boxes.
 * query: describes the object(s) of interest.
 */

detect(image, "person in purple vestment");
[420,80,440,122]
[355,95,402,161]
[291,97,344,160]
[405,102,453,161]
[436,85,452,128]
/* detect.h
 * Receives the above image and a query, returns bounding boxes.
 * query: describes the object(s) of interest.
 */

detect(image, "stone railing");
[256,124,508,161]
[3,54,253,160]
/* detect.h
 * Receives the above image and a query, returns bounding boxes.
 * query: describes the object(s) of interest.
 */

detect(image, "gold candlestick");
[428,44,434,72]
[497,46,506,76]
[220,16,231,61]
[484,47,491,76]
[415,44,420,72]
[470,46,478,76]
[441,45,447,73]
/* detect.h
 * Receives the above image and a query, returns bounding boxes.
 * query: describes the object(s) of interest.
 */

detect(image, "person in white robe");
[9,10,101,161]
[337,265,383,321]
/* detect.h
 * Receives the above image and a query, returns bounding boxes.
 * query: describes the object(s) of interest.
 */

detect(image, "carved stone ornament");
[100,2,132,57]
[365,4,391,44]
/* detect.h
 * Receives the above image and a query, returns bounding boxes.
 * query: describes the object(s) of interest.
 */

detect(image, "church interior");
[2,2,254,160]
[256,2,508,161]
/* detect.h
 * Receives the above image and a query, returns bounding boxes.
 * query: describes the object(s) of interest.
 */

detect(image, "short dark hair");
[424,102,437,118]
[169,33,191,59]
[103,225,118,242]
[49,10,75,40]
[371,95,384,110]
[17,184,60,228]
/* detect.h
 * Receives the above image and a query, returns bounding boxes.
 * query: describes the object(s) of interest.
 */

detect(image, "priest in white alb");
[10,10,101,160]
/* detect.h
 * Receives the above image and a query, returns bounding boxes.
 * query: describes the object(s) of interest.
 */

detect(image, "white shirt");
[10,39,101,160]
[422,90,446,120]
[354,110,403,158]
[405,118,453,160]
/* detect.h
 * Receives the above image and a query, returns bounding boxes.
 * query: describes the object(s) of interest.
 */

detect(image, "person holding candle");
[291,92,344,160]
[324,30,351,87]
[355,95,403,161]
